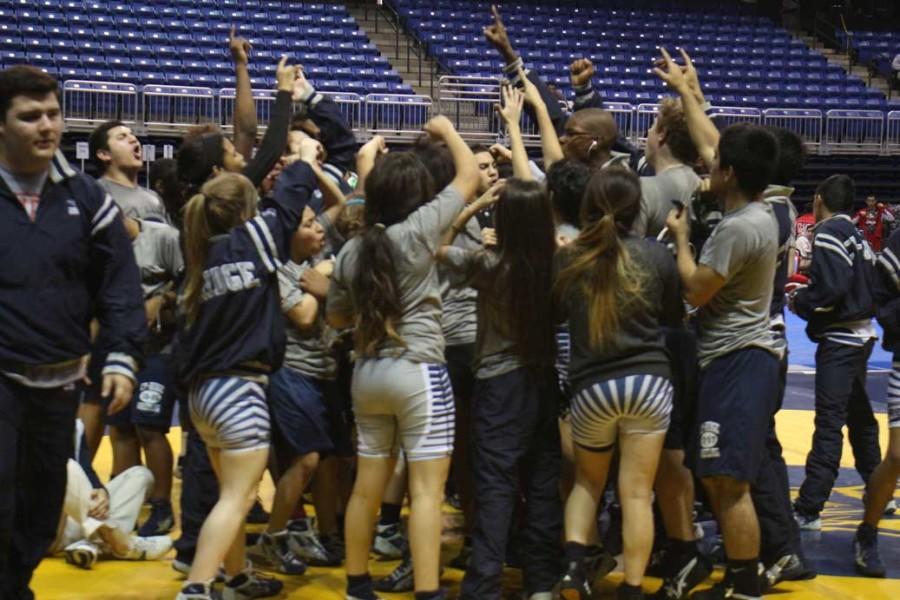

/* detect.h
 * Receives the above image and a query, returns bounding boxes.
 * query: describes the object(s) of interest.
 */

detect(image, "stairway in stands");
[796,32,892,103]
[346,1,442,98]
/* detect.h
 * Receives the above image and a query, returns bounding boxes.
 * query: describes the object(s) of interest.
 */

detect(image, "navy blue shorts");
[663,327,699,451]
[105,354,178,432]
[692,347,778,482]
[269,367,351,459]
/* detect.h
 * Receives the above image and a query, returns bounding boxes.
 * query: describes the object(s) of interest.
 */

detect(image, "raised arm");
[665,204,726,307]
[355,135,387,192]
[654,48,718,169]
[519,67,563,169]
[440,181,503,249]
[242,56,297,187]
[424,115,479,202]
[293,69,358,173]
[494,84,531,180]
[230,27,257,161]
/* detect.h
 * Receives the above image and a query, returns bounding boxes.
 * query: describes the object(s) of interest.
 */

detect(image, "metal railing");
[142,85,217,133]
[823,109,884,154]
[62,81,139,131]
[762,108,824,151]
[60,80,900,155]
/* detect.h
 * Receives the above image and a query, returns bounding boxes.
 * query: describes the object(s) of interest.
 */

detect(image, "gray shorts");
[352,357,455,461]
[571,374,673,451]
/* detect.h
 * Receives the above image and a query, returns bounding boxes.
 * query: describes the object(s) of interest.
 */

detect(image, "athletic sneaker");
[287,518,340,566]
[792,507,822,531]
[853,525,886,578]
[246,531,307,575]
[372,522,406,560]
[222,570,283,600]
[320,532,345,563]
[652,553,712,599]
[172,556,228,582]
[64,540,99,569]
[559,560,591,600]
[617,582,646,599]
[884,498,897,515]
[116,535,173,561]
[246,499,270,525]
[138,499,175,536]
[176,582,222,600]
[373,553,414,592]
[763,553,815,590]
[584,544,617,584]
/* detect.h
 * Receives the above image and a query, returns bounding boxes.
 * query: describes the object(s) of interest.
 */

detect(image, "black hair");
[718,124,778,197]
[88,120,126,172]
[765,126,807,186]
[816,174,855,214]
[176,132,226,200]
[0,65,59,121]
[351,152,435,355]
[409,137,455,191]
[546,158,591,228]
[149,158,182,227]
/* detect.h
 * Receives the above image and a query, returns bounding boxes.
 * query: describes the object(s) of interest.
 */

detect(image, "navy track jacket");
[0,152,145,381]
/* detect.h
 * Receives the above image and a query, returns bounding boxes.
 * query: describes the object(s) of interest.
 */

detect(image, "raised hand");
[229,25,251,66]
[423,115,455,140]
[495,83,525,126]
[653,47,690,95]
[489,143,513,164]
[358,135,388,160]
[569,58,595,88]
[517,66,543,108]
[483,4,517,63]
[276,55,299,93]
[292,66,314,102]
[472,180,505,210]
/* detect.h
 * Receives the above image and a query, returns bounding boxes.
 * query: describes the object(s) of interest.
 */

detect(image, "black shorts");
[105,353,178,432]
[692,347,778,482]
[446,342,475,415]
[663,327,699,451]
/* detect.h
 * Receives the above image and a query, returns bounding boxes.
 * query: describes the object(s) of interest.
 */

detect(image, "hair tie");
[374,222,386,230]
[345,197,366,207]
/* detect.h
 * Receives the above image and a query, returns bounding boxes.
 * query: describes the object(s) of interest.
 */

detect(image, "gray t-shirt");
[133,220,183,298]
[99,178,168,222]
[328,185,465,365]
[696,201,780,367]
[443,247,521,380]
[634,165,700,238]
[439,216,481,347]
[278,260,338,380]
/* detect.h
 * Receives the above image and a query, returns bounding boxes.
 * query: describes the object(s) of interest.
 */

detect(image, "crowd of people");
[1,5,898,600]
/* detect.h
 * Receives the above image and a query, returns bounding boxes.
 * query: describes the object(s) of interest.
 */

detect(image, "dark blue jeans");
[0,375,80,600]
[460,366,562,599]
[796,339,882,516]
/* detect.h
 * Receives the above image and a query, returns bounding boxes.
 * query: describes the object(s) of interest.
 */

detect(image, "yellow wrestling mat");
[31,407,900,599]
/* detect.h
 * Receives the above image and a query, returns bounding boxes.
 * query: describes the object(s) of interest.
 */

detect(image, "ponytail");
[181,192,211,326]
[553,167,646,351]
[351,224,407,355]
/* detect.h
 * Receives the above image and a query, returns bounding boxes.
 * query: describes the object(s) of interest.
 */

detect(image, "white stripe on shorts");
[571,374,673,450]
[189,376,271,452]
[888,362,900,429]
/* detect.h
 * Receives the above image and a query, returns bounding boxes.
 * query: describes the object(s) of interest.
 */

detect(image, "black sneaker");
[618,582,646,599]
[584,544,617,585]
[559,560,591,600]
[690,580,759,599]
[652,553,712,599]
[373,553,414,593]
[223,570,283,599]
[853,526,886,578]
[320,532,346,563]
[287,518,340,567]
[247,499,270,525]
[138,499,175,536]
[763,553,816,590]
[246,531,307,575]
[177,582,222,600]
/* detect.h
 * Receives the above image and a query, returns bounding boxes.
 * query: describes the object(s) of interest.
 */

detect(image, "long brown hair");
[181,173,258,325]
[352,152,435,355]
[487,178,557,366]
[554,167,647,350]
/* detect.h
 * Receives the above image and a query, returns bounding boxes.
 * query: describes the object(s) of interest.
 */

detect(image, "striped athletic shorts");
[189,376,271,452]
[888,361,900,429]
[570,374,673,451]
[351,357,455,461]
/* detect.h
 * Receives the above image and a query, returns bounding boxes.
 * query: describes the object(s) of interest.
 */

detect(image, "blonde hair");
[181,173,258,325]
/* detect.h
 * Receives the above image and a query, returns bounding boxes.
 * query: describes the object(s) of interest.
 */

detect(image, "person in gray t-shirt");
[89,120,168,222]
[633,97,701,239]
[325,116,479,600]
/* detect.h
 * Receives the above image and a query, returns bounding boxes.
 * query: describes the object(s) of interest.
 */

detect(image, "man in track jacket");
[0,65,145,600]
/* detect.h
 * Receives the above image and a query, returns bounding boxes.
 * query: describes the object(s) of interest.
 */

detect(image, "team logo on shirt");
[699,421,720,459]
[201,261,260,302]
[66,199,80,216]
